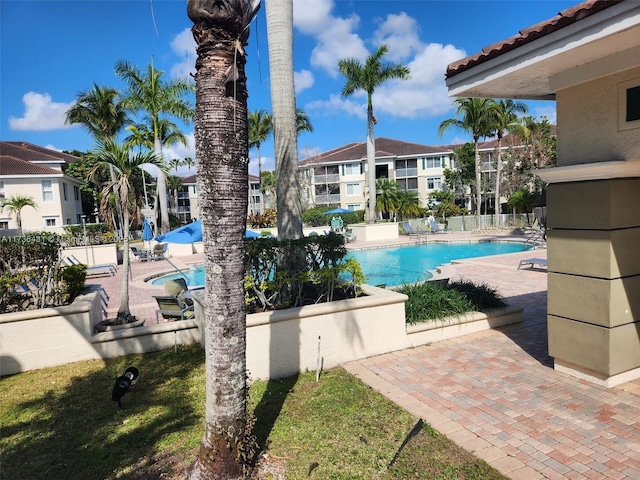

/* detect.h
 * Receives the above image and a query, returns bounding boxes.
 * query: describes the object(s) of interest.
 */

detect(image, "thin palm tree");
[339,44,410,224]
[396,189,423,220]
[115,59,194,234]
[187,0,260,477]
[439,97,495,221]
[248,109,272,188]
[490,99,528,226]
[266,0,303,240]
[90,139,164,324]
[2,195,37,235]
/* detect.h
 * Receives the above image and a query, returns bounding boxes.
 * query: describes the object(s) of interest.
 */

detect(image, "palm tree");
[89,139,164,324]
[490,99,528,226]
[65,83,129,138]
[115,59,194,234]
[439,97,495,221]
[183,157,195,171]
[187,0,260,477]
[168,158,183,173]
[266,0,303,240]
[296,107,313,135]
[248,109,272,188]
[508,189,537,224]
[375,178,400,219]
[396,189,423,220]
[2,195,37,235]
[66,83,130,227]
[339,45,410,224]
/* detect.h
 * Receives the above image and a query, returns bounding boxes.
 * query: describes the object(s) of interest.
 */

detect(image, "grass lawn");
[1,345,508,479]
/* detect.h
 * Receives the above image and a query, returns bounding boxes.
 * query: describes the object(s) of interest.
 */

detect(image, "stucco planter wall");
[1,285,522,379]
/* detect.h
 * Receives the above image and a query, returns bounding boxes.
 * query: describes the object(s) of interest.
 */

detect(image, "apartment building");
[0,141,84,234]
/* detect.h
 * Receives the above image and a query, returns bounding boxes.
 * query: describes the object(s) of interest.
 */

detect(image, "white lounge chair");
[517,258,547,270]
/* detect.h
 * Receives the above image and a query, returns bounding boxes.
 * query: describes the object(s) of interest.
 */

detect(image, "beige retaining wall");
[1,285,522,379]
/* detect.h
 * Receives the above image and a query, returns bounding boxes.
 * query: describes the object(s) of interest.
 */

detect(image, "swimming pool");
[150,241,532,288]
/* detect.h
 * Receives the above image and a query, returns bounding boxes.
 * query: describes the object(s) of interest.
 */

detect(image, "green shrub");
[302,206,364,227]
[396,280,506,325]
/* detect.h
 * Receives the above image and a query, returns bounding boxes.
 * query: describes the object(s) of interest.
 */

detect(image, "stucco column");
[540,161,640,386]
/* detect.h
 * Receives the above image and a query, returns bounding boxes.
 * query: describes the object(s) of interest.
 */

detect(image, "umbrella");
[155,220,202,244]
[142,217,153,248]
[323,207,352,215]
[155,220,266,243]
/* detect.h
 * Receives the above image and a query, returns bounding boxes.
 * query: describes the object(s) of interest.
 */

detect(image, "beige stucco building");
[445,0,640,386]
[0,141,84,234]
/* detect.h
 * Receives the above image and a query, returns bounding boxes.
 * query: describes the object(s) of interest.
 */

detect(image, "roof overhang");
[445,1,640,100]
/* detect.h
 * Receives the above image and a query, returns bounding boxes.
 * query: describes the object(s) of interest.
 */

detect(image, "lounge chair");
[151,243,168,261]
[402,222,426,240]
[63,257,116,277]
[344,228,357,243]
[427,217,443,233]
[153,295,195,323]
[130,246,149,262]
[517,258,547,270]
[163,277,194,306]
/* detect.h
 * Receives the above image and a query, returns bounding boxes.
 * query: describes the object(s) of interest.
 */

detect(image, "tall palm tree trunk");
[473,137,482,224]
[366,102,377,223]
[117,204,132,321]
[154,138,171,233]
[266,0,303,240]
[188,1,255,475]
[494,135,503,227]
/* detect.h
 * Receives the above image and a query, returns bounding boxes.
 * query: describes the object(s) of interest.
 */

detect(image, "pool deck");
[94,230,640,479]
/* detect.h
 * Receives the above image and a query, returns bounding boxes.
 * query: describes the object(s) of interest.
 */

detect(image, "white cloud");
[372,12,422,62]
[306,94,366,120]
[293,0,368,77]
[249,154,274,176]
[295,69,314,93]
[299,145,321,159]
[9,92,73,131]
[169,28,197,79]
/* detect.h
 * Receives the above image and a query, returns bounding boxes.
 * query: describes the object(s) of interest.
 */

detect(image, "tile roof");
[446,0,622,79]
[0,141,81,164]
[0,156,65,176]
[299,137,452,166]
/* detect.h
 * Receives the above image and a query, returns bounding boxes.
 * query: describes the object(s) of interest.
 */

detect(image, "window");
[0,221,8,229]
[397,178,418,190]
[346,204,361,211]
[45,218,56,227]
[63,183,68,201]
[346,183,361,196]
[627,85,640,122]
[426,177,443,190]
[0,181,4,199]
[42,180,53,202]
[343,163,362,175]
[618,77,640,131]
[74,186,80,201]
[423,157,442,169]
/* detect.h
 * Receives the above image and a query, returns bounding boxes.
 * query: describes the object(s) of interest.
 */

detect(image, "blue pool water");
[151,241,531,288]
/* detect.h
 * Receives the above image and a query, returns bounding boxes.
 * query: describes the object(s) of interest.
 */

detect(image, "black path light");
[111,366,139,410]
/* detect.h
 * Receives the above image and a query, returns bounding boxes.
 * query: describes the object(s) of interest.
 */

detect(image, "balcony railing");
[315,194,341,204]
[313,174,340,183]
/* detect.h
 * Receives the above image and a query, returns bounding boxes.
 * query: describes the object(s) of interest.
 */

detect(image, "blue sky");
[1,0,576,177]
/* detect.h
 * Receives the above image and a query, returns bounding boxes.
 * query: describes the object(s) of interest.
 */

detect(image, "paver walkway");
[344,245,640,480]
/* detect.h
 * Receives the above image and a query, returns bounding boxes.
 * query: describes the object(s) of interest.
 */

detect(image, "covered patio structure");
[445,0,640,386]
